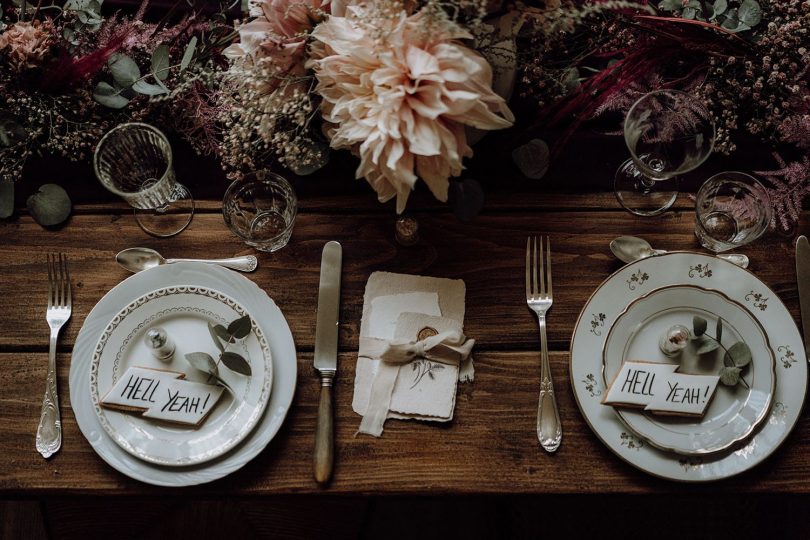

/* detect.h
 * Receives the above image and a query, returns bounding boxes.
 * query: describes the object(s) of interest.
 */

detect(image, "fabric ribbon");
[358,331,475,437]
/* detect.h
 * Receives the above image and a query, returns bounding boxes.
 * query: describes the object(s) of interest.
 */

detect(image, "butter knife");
[795,236,810,359]
[313,241,342,484]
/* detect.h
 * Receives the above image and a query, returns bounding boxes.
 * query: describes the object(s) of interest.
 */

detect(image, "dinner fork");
[526,237,562,453]
[36,254,71,459]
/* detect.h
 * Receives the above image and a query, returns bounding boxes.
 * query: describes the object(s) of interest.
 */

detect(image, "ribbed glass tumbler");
[94,123,194,237]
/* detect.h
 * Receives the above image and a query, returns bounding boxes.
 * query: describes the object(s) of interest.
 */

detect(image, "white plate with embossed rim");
[602,284,776,456]
[89,286,273,467]
[70,262,297,486]
[571,252,806,482]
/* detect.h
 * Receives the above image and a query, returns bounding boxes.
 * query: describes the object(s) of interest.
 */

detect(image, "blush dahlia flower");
[309,6,514,212]
[0,20,54,72]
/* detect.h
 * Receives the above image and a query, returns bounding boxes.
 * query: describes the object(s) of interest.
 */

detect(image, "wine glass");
[94,123,194,237]
[615,90,715,216]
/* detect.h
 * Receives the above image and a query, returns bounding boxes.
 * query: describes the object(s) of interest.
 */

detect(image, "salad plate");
[89,286,273,467]
[602,284,775,455]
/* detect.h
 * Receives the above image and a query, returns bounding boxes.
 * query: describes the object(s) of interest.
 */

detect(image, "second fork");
[526,237,562,453]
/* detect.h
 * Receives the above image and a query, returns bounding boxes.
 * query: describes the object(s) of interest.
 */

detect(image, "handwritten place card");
[602,361,720,417]
[100,366,224,427]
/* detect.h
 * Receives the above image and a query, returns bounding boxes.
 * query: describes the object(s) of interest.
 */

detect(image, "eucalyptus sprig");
[691,316,751,388]
[184,315,253,393]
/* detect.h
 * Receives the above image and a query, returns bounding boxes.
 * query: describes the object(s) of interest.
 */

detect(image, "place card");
[100,366,224,426]
[602,361,720,417]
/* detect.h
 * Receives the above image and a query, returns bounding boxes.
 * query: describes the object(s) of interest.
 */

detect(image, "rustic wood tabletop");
[1,132,807,497]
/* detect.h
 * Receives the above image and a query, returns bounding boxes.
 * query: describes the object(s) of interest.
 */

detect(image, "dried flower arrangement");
[1,0,807,225]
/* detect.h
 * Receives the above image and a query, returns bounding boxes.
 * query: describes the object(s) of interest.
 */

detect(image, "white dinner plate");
[571,252,806,481]
[90,286,273,466]
[603,284,775,455]
[70,262,297,486]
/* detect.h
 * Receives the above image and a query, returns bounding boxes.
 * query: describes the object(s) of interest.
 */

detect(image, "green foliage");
[656,0,761,32]
[690,316,750,387]
[186,315,253,386]
[0,181,13,219]
[26,184,72,226]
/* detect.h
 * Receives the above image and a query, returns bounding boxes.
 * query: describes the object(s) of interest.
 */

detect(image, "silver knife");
[796,236,810,359]
[313,241,342,484]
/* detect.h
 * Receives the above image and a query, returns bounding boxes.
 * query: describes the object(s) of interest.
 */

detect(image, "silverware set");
[36,254,71,459]
[525,236,562,453]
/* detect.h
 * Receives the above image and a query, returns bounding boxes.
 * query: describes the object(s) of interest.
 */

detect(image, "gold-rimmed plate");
[602,284,775,455]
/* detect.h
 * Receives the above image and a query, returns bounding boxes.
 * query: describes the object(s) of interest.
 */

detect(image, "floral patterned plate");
[571,252,806,481]
[603,284,776,456]
[89,286,273,467]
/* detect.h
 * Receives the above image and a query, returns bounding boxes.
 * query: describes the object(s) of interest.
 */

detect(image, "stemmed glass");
[615,90,716,216]
[94,123,194,237]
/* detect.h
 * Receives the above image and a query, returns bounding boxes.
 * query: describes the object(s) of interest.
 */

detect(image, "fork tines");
[525,236,552,299]
[47,253,71,310]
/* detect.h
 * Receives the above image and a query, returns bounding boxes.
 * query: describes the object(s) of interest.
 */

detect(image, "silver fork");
[526,237,562,452]
[36,254,71,459]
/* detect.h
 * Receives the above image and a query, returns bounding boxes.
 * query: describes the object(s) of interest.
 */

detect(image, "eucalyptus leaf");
[657,0,682,10]
[721,8,740,29]
[682,6,697,19]
[221,351,252,376]
[693,316,707,338]
[185,352,218,376]
[716,317,723,344]
[448,178,484,222]
[719,366,741,386]
[213,324,231,343]
[286,139,330,176]
[713,0,727,15]
[151,44,171,81]
[227,315,252,339]
[210,373,234,394]
[0,113,26,147]
[0,181,13,219]
[695,339,720,356]
[132,80,169,96]
[738,0,761,27]
[512,139,550,180]
[108,53,140,87]
[726,341,752,367]
[93,81,130,109]
[26,184,72,226]
[180,36,197,71]
[207,322,225,353]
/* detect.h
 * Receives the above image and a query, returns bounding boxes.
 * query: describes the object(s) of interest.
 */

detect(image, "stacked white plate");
[571,252,807,481]
[70,262,297,486]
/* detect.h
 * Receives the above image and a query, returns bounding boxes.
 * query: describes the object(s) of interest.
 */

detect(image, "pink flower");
[226,0,329,58]
[309,7,514,212]
[0,20,54,71]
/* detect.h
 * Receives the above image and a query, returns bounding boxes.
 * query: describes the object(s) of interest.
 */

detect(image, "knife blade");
[313,240,342,484]
[796,236,810,358]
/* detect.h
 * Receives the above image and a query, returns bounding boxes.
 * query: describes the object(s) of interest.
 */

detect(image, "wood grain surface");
[1,195,807,495]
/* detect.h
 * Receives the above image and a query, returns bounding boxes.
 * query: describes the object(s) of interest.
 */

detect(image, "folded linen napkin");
[352,272,474,436]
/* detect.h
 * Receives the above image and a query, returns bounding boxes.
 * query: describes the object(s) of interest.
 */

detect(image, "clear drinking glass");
[695,172,772,253]
[615,90,716,216]
[94,123,194,237]
[222,170,297,252]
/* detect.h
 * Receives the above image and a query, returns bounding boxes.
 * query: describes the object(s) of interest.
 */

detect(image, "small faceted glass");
[695,172,772,253]
[94,123,194,237]
[222,171,297,252]
[615,90,716,216]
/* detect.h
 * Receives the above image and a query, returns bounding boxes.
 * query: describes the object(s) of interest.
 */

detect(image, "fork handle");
[536,317,562,452]
[36,330,62,459]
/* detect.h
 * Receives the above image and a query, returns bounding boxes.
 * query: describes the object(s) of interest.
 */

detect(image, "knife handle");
[314,374,334,484]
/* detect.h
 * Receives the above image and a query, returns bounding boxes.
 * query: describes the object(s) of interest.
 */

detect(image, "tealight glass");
[695,171,772,253]
[222,171,297,252]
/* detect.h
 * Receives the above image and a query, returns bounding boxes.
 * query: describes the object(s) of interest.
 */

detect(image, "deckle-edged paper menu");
[352,272,474,436]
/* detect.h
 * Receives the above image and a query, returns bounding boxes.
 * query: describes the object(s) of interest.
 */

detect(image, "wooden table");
[1,135,808,498]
